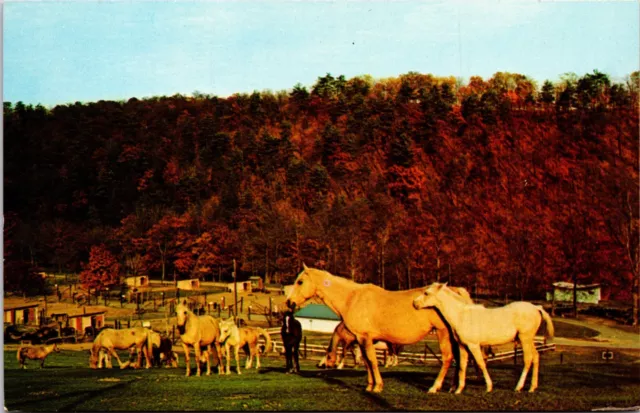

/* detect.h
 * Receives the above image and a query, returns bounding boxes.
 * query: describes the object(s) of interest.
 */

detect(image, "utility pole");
[233,259,238,318]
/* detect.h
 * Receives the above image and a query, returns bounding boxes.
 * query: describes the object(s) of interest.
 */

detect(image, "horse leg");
[255,346,261,370]
[182,343,191,377]
[284,344,292,372]
[430,328,454,393]
[515,340,536,392]
[213,342,223,375]
[293,342,300,373]
[234,345,242,375]
[467,344,493,393]
[529,345,540,393]
[454,345,469,394]
[246,346,253,369]
[337,346,346,370]
[194,344,203,376]
[225,343,232,374]
[361,338,383,393]
[142,343,152,369]
[107,348,125,369]
[205,344,212,376]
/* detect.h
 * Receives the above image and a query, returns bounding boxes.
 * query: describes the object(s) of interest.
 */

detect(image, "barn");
[547,282,602,305]
[294,304,341,333]
[4,304,41,326]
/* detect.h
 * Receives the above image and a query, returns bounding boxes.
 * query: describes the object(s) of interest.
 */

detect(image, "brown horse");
[218,318,272,374]
[286,265,473,393]
[176,302,223,376]
[89,328,152,369]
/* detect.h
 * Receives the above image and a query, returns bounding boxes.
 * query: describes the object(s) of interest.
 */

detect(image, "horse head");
[286,263,320,309]
[412,282,447,310]
[88,348,100,369]
[217,318,235,344]
[175,302,190,335]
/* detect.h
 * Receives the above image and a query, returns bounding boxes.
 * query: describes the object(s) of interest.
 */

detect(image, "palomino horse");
[17,343,60,369]
[286,265,473,393]
[413,282,555,393]
[176,302,223,376]
[89,327,152,369]
[281,309,302,374]
[218,318,273,374]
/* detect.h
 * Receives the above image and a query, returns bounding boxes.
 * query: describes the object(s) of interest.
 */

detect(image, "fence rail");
[262,329,555,365]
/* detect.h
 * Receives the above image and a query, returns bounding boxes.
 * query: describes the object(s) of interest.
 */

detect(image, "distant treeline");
[4,70,639,322]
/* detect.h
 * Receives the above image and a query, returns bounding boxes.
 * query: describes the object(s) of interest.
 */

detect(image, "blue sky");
[3,0,639,107]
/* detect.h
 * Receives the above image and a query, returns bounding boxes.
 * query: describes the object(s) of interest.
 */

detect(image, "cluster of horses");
[286,265,555,394]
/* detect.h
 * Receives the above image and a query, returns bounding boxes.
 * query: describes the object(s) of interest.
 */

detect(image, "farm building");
[249,276,264,291]
[125,275,149,288]
[66,311,107,333]
[4,304,41,325]
[294,303,341,333]
[546,282,601,304]
[226,281,252,293]
[177,279,201,290]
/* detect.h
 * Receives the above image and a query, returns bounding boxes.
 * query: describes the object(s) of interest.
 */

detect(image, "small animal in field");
[17,343,60,369]
[89,327,153,369]
[317,322,362,369]
[176,301,224,376]
[218,318,272,374]
[413,282,555,393]
[280,309,302,374]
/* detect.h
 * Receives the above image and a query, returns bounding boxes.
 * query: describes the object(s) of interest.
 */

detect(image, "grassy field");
[4,348,639,411]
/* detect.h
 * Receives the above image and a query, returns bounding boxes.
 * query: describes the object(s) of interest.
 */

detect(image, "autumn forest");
[4,70,639,320]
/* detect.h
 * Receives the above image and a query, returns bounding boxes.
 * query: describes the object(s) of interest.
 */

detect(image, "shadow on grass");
[7,380,134,412]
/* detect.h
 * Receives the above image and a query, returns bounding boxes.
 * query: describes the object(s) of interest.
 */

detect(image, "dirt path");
[552,316,639,349]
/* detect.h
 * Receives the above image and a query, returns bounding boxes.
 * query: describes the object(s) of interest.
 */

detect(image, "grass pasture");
[4,348,640,411]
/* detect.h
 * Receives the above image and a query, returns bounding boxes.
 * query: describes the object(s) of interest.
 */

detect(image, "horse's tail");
[146,330,154,365]
[537,306,555,339]
[258,328,272,354]
[17,346,24,363]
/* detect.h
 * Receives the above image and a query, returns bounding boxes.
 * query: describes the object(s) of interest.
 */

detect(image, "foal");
[17,343,60,369]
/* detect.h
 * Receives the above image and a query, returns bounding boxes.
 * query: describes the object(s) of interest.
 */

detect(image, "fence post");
[248,306,252,321]
[218,306,221,318]
[127,318,131,329]
[304,336,307,359]
[240,297,244,313]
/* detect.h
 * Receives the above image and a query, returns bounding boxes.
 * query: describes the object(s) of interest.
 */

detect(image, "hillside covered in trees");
[4,70,639,321]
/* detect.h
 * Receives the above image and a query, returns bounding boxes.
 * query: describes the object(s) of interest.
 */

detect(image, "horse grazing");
[317,322,404,370]
[176,301,223,376]
[149,331,179,368]
[286,265,474,393]
[218,318,272,374]
[280,309,303,374]
[17,343,60,369]
[413,282,555,393]
[317,322,362,369]
[89,327,152,369]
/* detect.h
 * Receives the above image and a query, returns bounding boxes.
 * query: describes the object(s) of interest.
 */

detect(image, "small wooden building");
[226,281,252,293]
[177,279,200,290]
[4,304,41,325]
[125,275,149,288]
[249,276,264,291]
[546,282,601,305]
[67,311,107,333]
[294,304,341,333]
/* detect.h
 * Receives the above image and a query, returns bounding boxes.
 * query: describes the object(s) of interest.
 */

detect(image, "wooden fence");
[261,328,556,365]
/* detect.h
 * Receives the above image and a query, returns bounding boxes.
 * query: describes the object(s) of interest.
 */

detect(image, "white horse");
[413,282,554,393]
